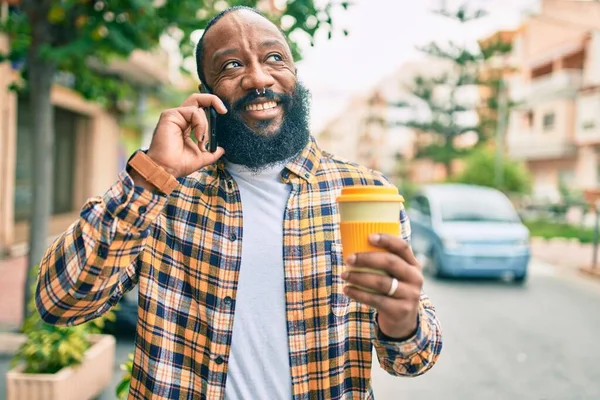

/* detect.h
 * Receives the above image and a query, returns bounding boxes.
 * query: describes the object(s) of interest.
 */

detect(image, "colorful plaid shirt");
[37,137,442,399]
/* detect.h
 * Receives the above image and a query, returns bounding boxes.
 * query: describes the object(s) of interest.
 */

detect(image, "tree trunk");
[23,12,56,322]
[444,136,453,178]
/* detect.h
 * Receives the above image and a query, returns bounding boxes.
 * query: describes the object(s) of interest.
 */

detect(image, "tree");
[453,147,531,195]
[391,2,511,178]
[0,0,347,322]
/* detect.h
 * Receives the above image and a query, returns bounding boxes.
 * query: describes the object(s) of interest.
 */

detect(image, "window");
[543,112,555,131]
[14,99,79,222]
[525,110,534,128]
[440,190,519,223]
[411,195,432,217]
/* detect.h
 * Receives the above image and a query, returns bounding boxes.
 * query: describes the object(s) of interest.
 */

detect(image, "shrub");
[11,266,117,374]
[524,219,595,243]
[453,147,532,195]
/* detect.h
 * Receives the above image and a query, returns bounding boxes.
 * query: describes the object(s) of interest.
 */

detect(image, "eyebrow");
[212,48,239,64]
[211,38,288,65]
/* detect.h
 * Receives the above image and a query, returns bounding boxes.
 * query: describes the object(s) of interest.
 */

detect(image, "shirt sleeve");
[371,205,443,376]
[35,171,169,326]
[372,292,443,376]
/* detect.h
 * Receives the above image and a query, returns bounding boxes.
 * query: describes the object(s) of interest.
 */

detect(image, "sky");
[294,0,542,132]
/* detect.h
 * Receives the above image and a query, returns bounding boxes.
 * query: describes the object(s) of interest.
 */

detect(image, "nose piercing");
[256,88,266,95]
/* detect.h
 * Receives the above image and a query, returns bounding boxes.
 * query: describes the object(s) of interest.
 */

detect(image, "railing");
[508,69,583,103]
[507,134,577,160]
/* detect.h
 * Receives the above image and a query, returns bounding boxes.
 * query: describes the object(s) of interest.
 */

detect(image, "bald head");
[195,7,292,87]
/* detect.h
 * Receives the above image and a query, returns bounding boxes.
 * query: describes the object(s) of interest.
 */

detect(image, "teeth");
[246,101,277,111]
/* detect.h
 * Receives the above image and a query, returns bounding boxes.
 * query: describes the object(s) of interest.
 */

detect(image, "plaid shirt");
[37,137,442,399]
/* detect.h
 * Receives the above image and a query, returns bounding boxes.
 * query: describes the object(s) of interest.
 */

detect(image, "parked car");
[407,184,530,282]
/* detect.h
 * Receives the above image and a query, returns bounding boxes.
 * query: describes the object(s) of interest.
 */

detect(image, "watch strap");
[127,151,178,196]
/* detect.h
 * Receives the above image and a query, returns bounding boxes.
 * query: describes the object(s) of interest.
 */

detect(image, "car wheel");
[424,249,444,279]
[514,272,527,284]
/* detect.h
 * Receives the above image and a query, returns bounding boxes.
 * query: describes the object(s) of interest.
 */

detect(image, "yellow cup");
[337,186,404,293]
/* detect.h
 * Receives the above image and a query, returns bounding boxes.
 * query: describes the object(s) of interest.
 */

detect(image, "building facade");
[316,58,479,186]
[506,0,600,201]
[0,32,171,257]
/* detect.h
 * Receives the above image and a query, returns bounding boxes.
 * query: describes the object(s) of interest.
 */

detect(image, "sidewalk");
[0,256,26,331]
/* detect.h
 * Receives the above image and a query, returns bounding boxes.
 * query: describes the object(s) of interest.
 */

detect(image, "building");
[317,58,479,186]
[0,33,171,257]
[506,0,600,201]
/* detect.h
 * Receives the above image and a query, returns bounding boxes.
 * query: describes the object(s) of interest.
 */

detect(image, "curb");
[0,332,25,355]
[579,267,600,280]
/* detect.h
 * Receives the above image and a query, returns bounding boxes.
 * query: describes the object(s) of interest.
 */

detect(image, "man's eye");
[223,61,241,70]
[267,54,283,63]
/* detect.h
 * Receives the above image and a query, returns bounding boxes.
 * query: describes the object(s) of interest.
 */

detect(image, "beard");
[216,81,311,172]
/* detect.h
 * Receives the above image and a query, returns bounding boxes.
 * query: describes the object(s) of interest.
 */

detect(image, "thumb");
[197,146,225,169]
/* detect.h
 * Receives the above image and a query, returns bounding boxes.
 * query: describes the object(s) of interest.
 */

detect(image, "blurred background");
[1,0,600,399]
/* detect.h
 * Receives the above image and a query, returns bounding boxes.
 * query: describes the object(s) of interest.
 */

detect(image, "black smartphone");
[201,83,218,153]
[208,106,218,153]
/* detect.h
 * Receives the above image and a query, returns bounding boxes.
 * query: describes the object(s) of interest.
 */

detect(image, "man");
[36,6,442,400]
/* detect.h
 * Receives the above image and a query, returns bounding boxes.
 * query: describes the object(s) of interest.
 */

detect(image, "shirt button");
[215,356,224,365]
[229,233,237,241]
[139,205,147,214]
[227,181,233,190]
[304,173,310,179]
[223,296,232,306]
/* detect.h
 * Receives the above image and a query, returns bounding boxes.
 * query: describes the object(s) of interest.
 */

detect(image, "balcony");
[575,92,600,145]
[507,134,577,161]
[509,69,583,105]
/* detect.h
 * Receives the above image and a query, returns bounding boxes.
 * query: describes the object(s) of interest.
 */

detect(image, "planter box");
[6,334,116,400]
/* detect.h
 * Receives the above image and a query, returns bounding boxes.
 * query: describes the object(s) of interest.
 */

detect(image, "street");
[372,260,600,400]
[98,259,600,400]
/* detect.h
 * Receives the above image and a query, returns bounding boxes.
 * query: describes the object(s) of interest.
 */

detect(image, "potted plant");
[6,268,117,400]
[116,351,134,399]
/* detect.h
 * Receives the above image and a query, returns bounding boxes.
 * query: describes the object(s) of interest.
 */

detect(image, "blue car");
[407,184,530,283]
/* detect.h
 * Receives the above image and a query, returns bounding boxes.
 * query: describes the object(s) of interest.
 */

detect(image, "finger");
[341,271,420,300]
[343,285,401,314]
[189,108,207,146]
[181,94,228,114]
[161,106,204,134]
[369,234,419,266]
[349,251,422,285]
[200,146,225,164]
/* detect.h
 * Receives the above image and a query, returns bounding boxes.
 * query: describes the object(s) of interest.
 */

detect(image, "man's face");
[201,10,297,136]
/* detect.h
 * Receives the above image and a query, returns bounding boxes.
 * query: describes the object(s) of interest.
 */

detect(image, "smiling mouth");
[245,101,278,112]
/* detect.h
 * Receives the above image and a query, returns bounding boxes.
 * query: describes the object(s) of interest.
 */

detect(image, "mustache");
[231,89,292,111]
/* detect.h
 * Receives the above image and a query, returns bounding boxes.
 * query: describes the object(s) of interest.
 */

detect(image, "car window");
[412,195,431,217]
[440,190,519,223]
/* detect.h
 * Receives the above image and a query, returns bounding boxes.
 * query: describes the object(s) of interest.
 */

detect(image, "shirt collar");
[283,136,321,183]
[213,136,322,184]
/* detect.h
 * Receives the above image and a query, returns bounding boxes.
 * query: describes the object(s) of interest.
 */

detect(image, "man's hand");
[144,94,228,179]
[341,234,423,340]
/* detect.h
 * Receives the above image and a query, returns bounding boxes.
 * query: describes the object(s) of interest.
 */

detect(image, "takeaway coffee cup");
[336,186,404,292]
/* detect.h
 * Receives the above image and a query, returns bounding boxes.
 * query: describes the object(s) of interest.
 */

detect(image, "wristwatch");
[127,149,179,196]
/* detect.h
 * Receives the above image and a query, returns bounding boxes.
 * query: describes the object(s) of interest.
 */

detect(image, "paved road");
[98,260,600,399]
[372,260,600,400]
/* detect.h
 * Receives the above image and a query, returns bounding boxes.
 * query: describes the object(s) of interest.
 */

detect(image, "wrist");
[129,169,159,192]
[146,150,178,178]
[377,312,418,341]
[127,150,179,196]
